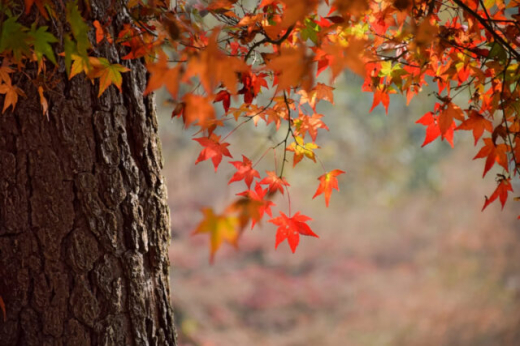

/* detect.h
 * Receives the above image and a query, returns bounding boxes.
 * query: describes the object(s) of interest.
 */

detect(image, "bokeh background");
[157,72,520,346]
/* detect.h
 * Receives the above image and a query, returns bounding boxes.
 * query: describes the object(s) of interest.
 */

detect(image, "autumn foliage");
[1,0,520,261]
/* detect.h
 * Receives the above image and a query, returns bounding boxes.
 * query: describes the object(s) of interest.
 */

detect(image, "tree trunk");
[0,2,177,345]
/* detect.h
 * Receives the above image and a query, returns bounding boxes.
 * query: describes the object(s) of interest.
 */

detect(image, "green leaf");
[66,1,90,58]
[64,35,75,76]
[488,42,506,62]
[300,18,320,44]
[29,24,58,64]
[0,16,31,61]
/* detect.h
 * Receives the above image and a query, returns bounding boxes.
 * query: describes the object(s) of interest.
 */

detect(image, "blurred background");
[157,72,520,346]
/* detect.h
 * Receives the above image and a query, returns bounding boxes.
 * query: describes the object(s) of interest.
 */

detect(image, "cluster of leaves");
[1,0,520,261]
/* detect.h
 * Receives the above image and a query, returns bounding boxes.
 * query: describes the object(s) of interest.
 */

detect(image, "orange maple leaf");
[313,169,345,207]
[38,86,49,119]
[482,177,513,211]
[192,208,239,263]
[266,46,313,91]
[294,112,329,142]
[438,102,464,138]
[25,0,51,19]
[474,138,509,177]
[93,20,113,44]
[0,65,13,84]
[259,171,290,195]
[269,211,318,253]
[182,94,216,128]
[0,81,26,113]
[456,110,493,145]
[183,30,248,94]
[144,51,180,97]
[193,134,232,171]
[298,83,335,110]
[228,155,260,188]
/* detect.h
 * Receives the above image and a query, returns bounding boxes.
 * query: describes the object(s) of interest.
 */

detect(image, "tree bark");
[0,2,177,345]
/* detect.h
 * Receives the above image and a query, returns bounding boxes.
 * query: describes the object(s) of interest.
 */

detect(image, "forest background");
[160,71,520,345]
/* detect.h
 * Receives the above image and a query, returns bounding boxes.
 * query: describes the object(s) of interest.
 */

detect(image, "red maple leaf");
[416,111,455,147]
[228,155,260,188]
[193,134,232,171]
[214,89,231,113]
[259,171,290,195]
[473,138,509,177]
[369,87,390,114]
[269,211,318,253]
[312,169,345,207]
[482,177,513,211]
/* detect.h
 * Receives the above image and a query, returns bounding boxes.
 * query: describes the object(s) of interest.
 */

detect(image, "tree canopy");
[1,0,520,266]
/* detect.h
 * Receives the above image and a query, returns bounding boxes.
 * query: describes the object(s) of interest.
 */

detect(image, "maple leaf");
[438,102,464,138]
[182,94,216,129]
[93,20,113,45]
[0,16,31,62]
[194,134,232,171]
[416,111,455,148]
[207,0,238,11]
[266,46,313,91]
[193,208,239,263]
[144,51,180,97]
[287,136,318,166]
[456,111,493,145]
[235,184,275,229]
[24,0,53,19]
[269,211,318,253]
[183,30,248,94]
[313,169,345,207]
[214,90,231,113]
[0,65,13,84]
[259,171,290,195]
[38,86,49,119]
[297,83,335,110]
[369,88,390,114]
[118,25,160,60]
[28,24,58,64]
[66,2,90,58]
[474,138,509,177]
[294,113,329,142]
[68,54,95,80]
[89,58,130,97]
[0,81,26,113]
[228,155,260,188]
[482,177,513,211]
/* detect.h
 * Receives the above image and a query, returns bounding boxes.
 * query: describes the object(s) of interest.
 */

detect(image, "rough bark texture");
[0,1,177,345]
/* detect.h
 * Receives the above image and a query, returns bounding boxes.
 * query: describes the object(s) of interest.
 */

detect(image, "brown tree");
[0,1,177,344]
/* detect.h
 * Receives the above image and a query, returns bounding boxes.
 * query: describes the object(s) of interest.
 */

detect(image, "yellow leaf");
[287,136,319,166]
[192,208,239,262]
